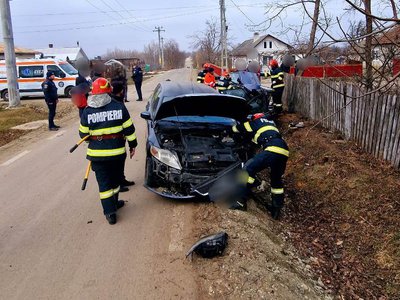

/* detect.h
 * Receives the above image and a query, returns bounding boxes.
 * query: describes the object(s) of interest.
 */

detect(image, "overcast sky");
[0,0,389,58]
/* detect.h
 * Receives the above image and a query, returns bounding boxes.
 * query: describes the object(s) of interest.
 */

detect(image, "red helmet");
[92,78,112,95]
[269,59,279,68]
[250,113,265,121]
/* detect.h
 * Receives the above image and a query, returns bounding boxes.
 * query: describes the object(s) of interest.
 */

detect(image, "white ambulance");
[0,59,79,101]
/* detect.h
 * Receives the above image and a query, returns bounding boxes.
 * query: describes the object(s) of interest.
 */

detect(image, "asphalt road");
[0,63,199,299]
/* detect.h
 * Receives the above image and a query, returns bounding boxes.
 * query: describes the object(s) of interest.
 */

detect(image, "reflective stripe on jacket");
[232,118,289,157]
[270,67,285,89]
[79,99,137,161]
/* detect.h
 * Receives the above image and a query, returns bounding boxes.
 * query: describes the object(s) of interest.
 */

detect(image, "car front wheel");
[145,157,158,188]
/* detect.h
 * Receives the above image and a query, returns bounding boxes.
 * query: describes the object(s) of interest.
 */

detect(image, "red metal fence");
[289,64,363,78]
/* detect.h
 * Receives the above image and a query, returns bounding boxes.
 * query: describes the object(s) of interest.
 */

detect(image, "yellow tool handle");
[70,135,90,153]
[81,161,92,191]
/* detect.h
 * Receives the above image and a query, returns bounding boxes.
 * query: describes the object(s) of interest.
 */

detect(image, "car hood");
[154,94,250,121]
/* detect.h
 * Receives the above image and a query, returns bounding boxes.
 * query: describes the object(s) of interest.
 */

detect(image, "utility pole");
[161,37,165,69]
[0,0,20,107]
[219,0,228,72]
[153,26,165,69]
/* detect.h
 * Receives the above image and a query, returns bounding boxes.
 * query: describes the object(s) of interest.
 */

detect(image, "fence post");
[343,83,352,139]
[309,79,315,119]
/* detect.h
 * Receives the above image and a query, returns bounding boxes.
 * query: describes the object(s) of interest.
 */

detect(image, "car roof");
[159,81,218,99]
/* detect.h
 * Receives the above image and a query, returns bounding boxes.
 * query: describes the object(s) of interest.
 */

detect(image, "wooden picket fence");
[283,75,400,169]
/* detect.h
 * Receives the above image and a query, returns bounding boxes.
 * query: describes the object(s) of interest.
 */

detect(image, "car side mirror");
[140,111,151,120]
[59,72,66,78]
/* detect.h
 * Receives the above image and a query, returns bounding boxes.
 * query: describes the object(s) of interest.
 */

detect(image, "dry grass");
[0,101,75,147]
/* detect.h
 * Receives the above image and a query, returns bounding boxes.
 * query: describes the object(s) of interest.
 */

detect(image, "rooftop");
[0,44,38,55]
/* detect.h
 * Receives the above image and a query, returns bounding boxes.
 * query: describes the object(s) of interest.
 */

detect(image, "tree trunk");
[364,0,373,89]
[306,0,321,57]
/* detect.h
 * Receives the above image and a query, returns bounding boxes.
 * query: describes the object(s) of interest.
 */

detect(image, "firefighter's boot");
[106,213,117,225]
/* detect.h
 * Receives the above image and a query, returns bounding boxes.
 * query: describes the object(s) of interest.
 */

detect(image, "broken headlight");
[150,145,182,170]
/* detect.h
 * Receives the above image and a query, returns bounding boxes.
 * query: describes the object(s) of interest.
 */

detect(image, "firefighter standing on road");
[265,59,285,113]
[231,113,289,219]
[79,77,137,225]
[41,71,60,131]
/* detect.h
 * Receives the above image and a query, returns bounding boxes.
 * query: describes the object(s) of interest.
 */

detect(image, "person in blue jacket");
[41,71,60,131]
[132,65,143,101]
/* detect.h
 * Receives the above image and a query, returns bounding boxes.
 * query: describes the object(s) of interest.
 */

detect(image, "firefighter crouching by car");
[216,71,232,93]
[79,77,137,225]
[264,59,285,113]
[231,113,289,220]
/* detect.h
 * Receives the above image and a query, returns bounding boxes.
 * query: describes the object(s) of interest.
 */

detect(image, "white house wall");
[254,37,289,56]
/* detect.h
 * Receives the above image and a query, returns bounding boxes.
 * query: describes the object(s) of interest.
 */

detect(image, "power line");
[13,5,220,17]
[111,0,153,31]
[84,0,146,32]
[14,6,212,30]
[15,8,216,34]
[12,3,267,17]
[228,0,256,25]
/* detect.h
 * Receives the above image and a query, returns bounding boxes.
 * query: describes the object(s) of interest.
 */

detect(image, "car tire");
[145,157,158,188]
[64,86,73,98]
[1,89,9,102]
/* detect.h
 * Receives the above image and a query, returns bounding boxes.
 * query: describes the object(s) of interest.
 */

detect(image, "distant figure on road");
[132,65,143,101]
[79,77,137,225]
[41,71,60,131]
[111,70,129,102]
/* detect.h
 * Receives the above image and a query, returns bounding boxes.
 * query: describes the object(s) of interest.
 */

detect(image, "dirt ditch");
[0,101,75,147]
[191,113,399,299]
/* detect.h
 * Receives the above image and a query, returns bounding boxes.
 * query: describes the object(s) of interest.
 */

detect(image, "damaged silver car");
[140,81,253,199]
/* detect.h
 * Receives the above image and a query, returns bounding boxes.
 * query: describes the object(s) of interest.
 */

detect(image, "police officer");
[79,77,137,225]
[231,113,289,219]
[132,65,143,101]
[41,71,60,131]
[265,59,285,113]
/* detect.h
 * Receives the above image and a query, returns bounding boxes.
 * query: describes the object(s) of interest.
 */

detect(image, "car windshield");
[59,63,78,75]
[230,72,240,84]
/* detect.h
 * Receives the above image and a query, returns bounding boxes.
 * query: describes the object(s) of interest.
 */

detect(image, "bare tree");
[163,39,187,69]
[142,41,160,69]
[103,48,141,61]
[190,18,221,67]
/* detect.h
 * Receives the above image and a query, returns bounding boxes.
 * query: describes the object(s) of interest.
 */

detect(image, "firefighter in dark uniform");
[79,77,137,225]
[231,113,289,219]
[41,71,60,131]
[197,65,208,83]
[265,59,285,113]
[216,71,232,93]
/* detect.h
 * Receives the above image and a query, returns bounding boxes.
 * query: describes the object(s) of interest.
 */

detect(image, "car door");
[46,65,66,96]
